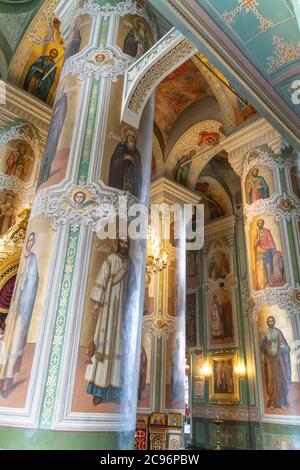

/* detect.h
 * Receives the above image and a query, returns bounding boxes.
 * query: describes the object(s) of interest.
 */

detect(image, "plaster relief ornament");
[62,188,97,212]
[61,48,131,82]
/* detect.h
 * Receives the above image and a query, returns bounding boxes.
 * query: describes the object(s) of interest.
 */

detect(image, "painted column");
[241,142,300,437]
[0,0,156,450]
[0,99,48,340]
[138,177,199,450]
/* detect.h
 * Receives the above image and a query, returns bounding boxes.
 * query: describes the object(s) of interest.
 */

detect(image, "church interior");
[0,0,300,450]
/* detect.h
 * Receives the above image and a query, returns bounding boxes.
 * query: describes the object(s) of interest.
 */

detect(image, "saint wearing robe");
[64,25,81,62]
[221,292,233,339]
[86,238,137,406]
[211,295,223,340]
[5,142,32,181]
[123,20,151,59]
[0,232,39,398]
[109,129,142,199]
[138,346,147,401]
[0,193,15,236]
[254,219,276,290]
[23,49,59,102]
[261,316,291,410]
[38,90,68,186]
[246,168,270,204]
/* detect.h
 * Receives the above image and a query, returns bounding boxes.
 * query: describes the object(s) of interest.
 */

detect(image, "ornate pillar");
[0,0,157,450]
[0,82,51,341]
[241,141,300,443]
[137,177,199,450]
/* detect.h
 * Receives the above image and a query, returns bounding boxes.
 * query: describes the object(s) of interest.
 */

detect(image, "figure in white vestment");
[0,232,39,398]
[85,238,137,406]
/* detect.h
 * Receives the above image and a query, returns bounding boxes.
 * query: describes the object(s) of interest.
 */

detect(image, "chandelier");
[146,226,168,274]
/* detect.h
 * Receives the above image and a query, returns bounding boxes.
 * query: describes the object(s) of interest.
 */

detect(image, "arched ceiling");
[149,0,300,150]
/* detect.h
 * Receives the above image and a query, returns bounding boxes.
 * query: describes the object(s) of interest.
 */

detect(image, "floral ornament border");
[242,147,295,182]
[31,182,139,231]
[74,0,158,40]
[244,194,300,222]
[250,287,300,321]
[61,46,132,82]
[142,316,177,339]
[0,174,36,204]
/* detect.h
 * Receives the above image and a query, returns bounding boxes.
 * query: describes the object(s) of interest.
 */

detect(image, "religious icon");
[253,219,285,290]
[108,127,142,199]
[261,316,291,410]
[0,192,16,236]
[290,165,300,199]
[123,18,151,59]
[23,48,60,102]
[85,236,137,406]
[63,190,96,211]
[5,142,33,181]
[209,353,239,404]
[38,89,68,186]
[246,167,270,204]
[0,232,39,398]
[208,251,230,280]
[174,150,195,186]
[150,412,166,426]
[208,290,236,347]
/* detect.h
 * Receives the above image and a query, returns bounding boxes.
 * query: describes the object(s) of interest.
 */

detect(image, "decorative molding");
[74,0,157,38]
[192,403,260,422]
[0,121,42,156]
[31,182,138,231]
[222,118,282,176]
[1,81,51,146]
[242,147,295,182]
[143,315,177,339]
[244,194,300,222]
[240,276,252,318]
[150,177,200,205]
[0,175,35,204]
[268,35,300,73]
[251,287,300,320]
[61,46,132,82]
[122,28,196,128]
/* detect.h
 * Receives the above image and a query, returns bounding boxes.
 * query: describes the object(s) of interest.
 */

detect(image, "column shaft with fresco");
[137,177,199,450]
[242,142,300,448]
[0,0,156,450]
[0,84,51,350]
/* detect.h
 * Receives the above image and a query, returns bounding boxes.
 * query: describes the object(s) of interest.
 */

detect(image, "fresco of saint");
[5,142,32,181]
[0,192,16,236]
[85,238,137,406]
[23,48,59,102]
[109,128,142,199]
[254,219,277,290]
[123,19,151,59]
[211,294,223,339]
[261,316,291,410]
[0,232,39,398]
[174,150,195,186]
[138,346,147,401]
[246,168,270,204]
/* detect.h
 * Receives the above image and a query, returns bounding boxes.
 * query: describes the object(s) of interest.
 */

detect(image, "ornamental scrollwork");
[61,47,132,82]
[31,182,138,231]
[0,174,36,204]
[242,147,295,182]
[250,287,300,321]
[244,194,300,222]
[128,39,196,114]
[74,0,157,39]
[0,122,41,157]
[142,315,177,339]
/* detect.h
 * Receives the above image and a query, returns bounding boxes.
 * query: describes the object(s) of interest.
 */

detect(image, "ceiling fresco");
[154,59,213,144]
[149,0,300,148]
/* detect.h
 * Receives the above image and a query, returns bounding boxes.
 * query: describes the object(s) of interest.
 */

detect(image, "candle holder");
[214,414,223,451]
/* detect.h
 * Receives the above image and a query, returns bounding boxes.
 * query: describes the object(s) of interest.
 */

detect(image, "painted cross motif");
[223,0,274,32]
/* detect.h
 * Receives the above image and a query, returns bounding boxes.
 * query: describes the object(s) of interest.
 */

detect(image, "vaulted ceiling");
[149,0,300,150]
